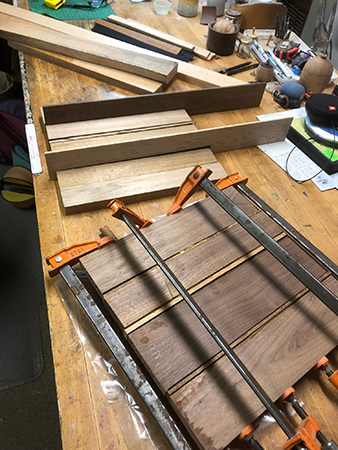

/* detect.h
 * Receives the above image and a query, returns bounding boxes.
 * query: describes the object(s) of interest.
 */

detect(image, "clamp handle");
[46,236,114,277]
[108,199,152,229]
[316,356,338,390]
[283,416,321,450]
[167,165,212,216]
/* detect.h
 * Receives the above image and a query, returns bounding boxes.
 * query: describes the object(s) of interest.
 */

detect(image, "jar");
[225,8,241,31]
[177,0,198,17]
[236,35,253,59]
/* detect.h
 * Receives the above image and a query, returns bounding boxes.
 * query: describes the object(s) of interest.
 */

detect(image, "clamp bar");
[46,236,114,277]
[114,208,297,440]
[198,176,338,317]
[235,183,338,279]
[58,264,191,450]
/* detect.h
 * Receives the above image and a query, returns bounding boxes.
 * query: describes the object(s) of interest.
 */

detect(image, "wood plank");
[126,236,326,392]
[80,187,258,294]
[49,123,197,153]
[41,83,265,126]
[9,41,164,95]
[58,148,216,188]
[46,109,192,141]
[57,151,225,214]
[95,19,183,55]
[45,117,293,179]
[0,22,178,83]
[0,3,242,88]
[106,15,196,51]
[169,276,338,450]
[104,212,284,329]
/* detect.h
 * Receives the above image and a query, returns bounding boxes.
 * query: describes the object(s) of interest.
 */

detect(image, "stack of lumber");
[80,186,338,449]
[39,85,294,214]
[0,3,246,94]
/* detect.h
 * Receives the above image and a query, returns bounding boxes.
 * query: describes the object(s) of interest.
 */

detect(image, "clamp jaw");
[167,166,247,216]
[46,236,114,277]
[316,357,338,390]
[108,199,152,229]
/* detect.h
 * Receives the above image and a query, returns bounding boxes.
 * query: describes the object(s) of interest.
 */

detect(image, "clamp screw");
[55,256,63,263]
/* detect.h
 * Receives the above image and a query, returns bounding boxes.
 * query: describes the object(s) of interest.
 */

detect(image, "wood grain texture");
[57,150,225,214]
[41,84,265,126]
[46,117,292,179]
[49,123,197,153]
[104,212,283,329]
[126,236,326,392]
[170,276,338,450]
[0,22,178,83]
[46,109,192,140]
[80,187,258,294]
[8,41,164,95]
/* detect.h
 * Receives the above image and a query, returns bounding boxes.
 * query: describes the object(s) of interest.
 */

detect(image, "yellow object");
[44,0,65,9]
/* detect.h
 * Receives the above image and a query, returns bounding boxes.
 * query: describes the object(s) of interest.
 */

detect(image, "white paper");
[25,123,42,175]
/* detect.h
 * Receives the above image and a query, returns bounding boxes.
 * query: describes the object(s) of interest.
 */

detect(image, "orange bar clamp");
[107,199,153,229]
[167,166,248,216]
[316,356,338,390]
[46,236,114,277]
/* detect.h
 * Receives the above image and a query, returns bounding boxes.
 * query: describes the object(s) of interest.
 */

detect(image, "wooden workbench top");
[15,0,338,448]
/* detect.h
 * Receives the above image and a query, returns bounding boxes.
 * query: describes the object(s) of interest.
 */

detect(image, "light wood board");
[0,21,178,83]
[46,117,293,179]
[46,109,192,141]
[57,150,225,214]
[8,41,164,95]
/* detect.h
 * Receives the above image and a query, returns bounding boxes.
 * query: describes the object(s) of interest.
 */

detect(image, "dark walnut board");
[80,186,338,450]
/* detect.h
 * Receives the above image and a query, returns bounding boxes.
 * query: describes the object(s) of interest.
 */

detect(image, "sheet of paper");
[257,109,338,190]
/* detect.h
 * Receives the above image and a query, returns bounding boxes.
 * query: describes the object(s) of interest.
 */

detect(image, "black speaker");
[305,93,338,126]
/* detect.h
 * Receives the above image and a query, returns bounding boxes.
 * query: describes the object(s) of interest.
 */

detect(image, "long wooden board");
[80,190,338,449]
[0,4,245,89]
[0,22,178,83]
[41,84,265,125]
[46,117,293,179]
[57,149,226,214]
[9,41,164,95]
[46,109,192,141]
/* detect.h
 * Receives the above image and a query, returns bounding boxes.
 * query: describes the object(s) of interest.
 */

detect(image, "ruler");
[25,122,42,175]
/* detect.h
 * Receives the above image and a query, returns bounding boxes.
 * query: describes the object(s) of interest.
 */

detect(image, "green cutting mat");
[29,0,114,21]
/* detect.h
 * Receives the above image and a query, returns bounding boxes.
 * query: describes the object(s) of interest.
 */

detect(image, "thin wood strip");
[95,19,183,55]
[59,161,225,214]
[104,212,283,329]
[169,276,338,450]
[41,84,265,126]
[46,109,191,141]
[46,118,292,179]
[8,41,164,95]
[80,187,258,294]
[106,14,196,51]
[0,22,178,83]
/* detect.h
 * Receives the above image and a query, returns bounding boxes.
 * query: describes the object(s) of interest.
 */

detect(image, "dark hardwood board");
[80,187,257,294]
[170,276,338,450]
[127,236,326,392]
[104,211,283,329]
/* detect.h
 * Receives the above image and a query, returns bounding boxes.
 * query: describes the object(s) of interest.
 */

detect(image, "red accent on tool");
[213,172,248,192]
[46,236,114,277]
[108,199,153,229]
[315,356,338,390]
[167,165,212,216]
[283,416,321,450]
